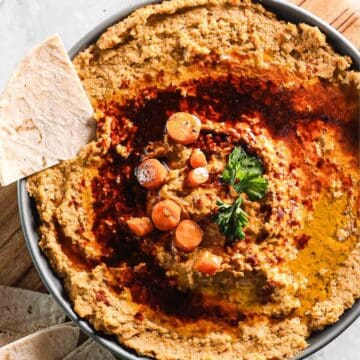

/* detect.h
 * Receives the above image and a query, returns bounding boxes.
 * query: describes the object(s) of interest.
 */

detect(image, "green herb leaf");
[233,173,268,201]
[226,146,263,177]
[214,146,268,243]
[214,198,248,244]
[222,147,268,200]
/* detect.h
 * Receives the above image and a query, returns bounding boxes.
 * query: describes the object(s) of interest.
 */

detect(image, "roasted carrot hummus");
[27,0,360,359]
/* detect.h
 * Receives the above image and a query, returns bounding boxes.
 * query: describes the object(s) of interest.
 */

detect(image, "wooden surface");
[0,0,359,293]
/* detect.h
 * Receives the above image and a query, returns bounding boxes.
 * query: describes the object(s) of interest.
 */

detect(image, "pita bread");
[0,323,79,360]
[0,286,66,346]
[63,339,116,360]
[0,34,94,186]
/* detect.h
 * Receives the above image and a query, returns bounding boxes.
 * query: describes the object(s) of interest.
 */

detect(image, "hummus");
[27,0,360,359]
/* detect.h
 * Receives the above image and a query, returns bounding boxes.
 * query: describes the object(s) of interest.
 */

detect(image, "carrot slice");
[187,167,209,188]
[190,149,207,168]
[137,158,167,190]
[127,217,154,236]
[166,112,201,145]
[151,199,181,231]
[194,251,222,275]
[175,220,203,252]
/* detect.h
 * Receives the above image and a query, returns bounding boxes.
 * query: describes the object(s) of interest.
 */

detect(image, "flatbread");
[63,339,116,360]
[0,34,94,186]
[0,323,79,360]
[0,286,66,346]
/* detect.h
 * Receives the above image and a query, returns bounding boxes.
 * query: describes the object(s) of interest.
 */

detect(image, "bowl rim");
[18,1,360,359]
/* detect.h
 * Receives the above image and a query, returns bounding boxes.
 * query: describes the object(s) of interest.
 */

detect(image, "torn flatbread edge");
[0,34,94,186]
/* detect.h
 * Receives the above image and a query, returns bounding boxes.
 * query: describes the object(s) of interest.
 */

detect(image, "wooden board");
[0,0,359,294]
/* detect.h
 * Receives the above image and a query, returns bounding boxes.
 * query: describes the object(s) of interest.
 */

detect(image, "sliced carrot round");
[137,158,167,190]
[190,149,207,168]
[194,252,222,275]
[187,167,209,188]
[175,220,203,252]
[166,112,201,145]
[127,217,154,237]
[151,199,181,231]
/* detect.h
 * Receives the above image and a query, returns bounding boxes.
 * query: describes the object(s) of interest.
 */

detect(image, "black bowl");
[18,1,360,359]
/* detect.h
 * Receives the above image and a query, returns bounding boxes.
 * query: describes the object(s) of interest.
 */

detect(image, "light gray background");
[0,0,358,359]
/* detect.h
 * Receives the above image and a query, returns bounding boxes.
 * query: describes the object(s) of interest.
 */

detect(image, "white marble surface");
[0,0,359,359]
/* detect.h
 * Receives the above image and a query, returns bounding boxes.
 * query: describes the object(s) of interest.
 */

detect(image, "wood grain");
[0,0,359,293]
[0,184,45,291]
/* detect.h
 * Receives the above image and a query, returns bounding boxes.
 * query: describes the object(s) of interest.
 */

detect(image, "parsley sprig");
[214,147,268,244]
[215,197,248,243]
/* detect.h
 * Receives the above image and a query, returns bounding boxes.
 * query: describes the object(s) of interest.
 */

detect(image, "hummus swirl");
[27,1,359,359]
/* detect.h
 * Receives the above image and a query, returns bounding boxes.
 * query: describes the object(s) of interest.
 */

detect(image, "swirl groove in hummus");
[27,1,359,359]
